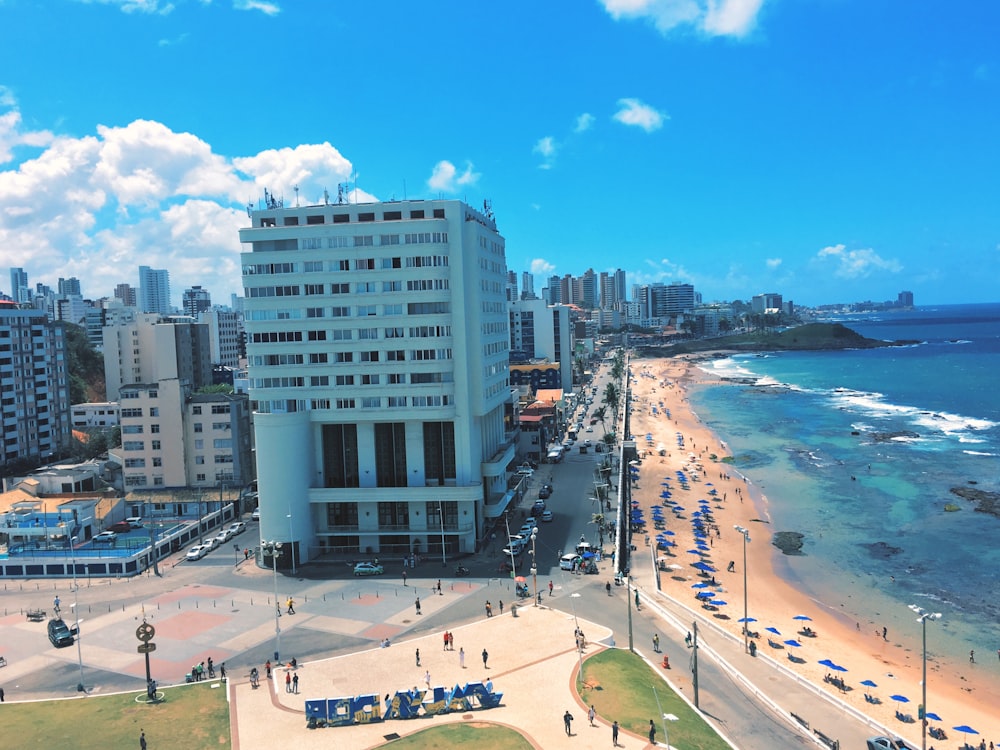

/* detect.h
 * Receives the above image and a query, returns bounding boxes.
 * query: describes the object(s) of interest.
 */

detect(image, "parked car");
[228,521,246,536]
[251,507,260,521]
[537,485,551,499]
[125,516,144,528]
[530,501,546,517]
[203,536,220,550]
[353,562,384,576]
[213,530,231,546]
[501,545,523,558]
[92,531,117,543]
[48,618,75,648]
[541,510,554,522]
[186,544,207,561]
[521,518,537,532]
[585,426,594,432]
[559,553,581,570]
[107,521,132,534]
[515,464,534,477]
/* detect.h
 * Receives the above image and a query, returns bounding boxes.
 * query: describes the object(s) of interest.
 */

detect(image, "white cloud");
[234,0,281,15]
[426,160,480,193]
[574,113,595,133]
[613,98,668,132]
[599,0,764,38]
[530,258,555,275]
[533,136,558,169]
[765,257,782,269]
[816,244,902,279]
[75,0,176,15]
[0,101,373,304]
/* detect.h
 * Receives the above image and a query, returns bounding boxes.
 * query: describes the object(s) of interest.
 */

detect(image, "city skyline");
[1,1,998,307]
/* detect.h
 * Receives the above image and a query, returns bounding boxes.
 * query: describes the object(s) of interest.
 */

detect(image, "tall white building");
[508,299,573,391]
[138,266,171,315]
[240,198,513,565]
[198,308,243,368]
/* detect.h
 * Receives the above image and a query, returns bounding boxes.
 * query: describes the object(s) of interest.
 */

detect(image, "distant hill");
[635,323,917,358]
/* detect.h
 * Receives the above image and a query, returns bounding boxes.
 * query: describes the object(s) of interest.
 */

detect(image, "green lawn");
[376,722,533,749]
[0,682,229,750]
[577,649,730,750]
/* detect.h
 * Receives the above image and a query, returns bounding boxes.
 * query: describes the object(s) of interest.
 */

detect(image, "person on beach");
[564,710,574,735]
[612,720,620,746]
[424,670,431,689]
[648,719,656,744]
[588,704,596,726]
[459,647,465,669]
[415,648,420,667]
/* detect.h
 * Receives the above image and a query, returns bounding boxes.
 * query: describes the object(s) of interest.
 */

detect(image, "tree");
[58,322,106,403]
[602,382,620,422]
[593,406,607,433]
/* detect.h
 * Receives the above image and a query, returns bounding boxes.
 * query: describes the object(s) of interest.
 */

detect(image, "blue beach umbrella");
[793,614,812,621]
[818,659,837,669]
[830,664,848,673]
[783,639,802,648]
[696,591,713,599]
[693,561,716,572]
[953,725,978,744]
[924,712,942,722]
[889,694,909,704]
[765,627,781,635]
[860,679,877,688]
[710,599,727,606]
[737,617,757,623]
[661,530,675,536]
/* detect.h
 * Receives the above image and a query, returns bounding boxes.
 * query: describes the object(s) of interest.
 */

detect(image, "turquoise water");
[689,303,1000,669]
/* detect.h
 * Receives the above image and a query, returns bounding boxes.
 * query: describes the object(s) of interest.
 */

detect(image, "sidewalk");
[231,604,667,750]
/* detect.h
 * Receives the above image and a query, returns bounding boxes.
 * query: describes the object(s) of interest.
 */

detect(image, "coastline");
[628,352,1000,744]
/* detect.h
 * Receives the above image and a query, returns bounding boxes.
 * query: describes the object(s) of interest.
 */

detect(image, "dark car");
[537,485,551,500]
[48,618,75,648]
[107,521,132,534]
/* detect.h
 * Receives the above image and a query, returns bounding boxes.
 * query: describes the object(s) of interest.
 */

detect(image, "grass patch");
[1,682,230,750]
[577,649,729,750]
[376,721,532,749]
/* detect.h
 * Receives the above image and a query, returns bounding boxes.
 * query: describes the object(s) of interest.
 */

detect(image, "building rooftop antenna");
[293,185,300,207]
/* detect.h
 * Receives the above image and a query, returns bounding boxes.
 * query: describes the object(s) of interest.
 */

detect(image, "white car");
[559,553,580,570]
[213,530,231,546]
[93,531,117,543]
[125,516,144,528]
[186,545,207,561]
[541,510,554,522]
[585,426,594,433]
[251,508,260,521]
[228,521,246,536]
[203,536,220,550]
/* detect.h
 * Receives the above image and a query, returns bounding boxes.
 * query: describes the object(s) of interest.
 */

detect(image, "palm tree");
[602,382,620,422]
[593,405,607,433]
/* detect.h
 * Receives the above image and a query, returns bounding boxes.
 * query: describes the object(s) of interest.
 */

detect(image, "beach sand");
[627,353,1000,745]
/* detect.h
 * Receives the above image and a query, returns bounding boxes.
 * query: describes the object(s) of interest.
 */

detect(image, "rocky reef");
[950,486,1000,518]
[772,531,804,555]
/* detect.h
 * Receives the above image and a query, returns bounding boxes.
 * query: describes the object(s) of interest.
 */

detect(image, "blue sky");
[1,0,998,308]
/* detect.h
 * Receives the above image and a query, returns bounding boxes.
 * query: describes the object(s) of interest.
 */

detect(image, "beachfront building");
[240,198,513,565]
[0,302,72,467]
[508,298,572,391]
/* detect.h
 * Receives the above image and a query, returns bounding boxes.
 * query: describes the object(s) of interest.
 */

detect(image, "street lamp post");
[530,528,539,606]
[70,536,85,692]
[262,540,283,662]
[734,525,751,653]
[909,604,942,750]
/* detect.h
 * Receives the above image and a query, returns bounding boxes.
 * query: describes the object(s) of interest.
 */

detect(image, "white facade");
[198,308,243,368]
[240,199,513,565]
[71,402,120,429]
[138,266,171,315]
[508,298,573,391]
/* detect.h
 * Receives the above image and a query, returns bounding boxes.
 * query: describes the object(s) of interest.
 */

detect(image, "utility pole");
[692,621,700,708]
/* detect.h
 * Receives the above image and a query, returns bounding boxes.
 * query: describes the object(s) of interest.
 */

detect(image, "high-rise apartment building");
[138,266,171,315]
[115,283,137,307]
[240,198,513,565]
[182,286,212,317]
[509,299,572,391]
[0,302,72,466]
[10,267,29,304]
[102,314,213,400]
[520,271,535,300]
[198,308,243,368]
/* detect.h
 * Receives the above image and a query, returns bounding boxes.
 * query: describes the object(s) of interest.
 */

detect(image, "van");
[48,618,75,648]
[559,553,580,570]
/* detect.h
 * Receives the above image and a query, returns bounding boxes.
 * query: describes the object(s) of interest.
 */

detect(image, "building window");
[374,423,407,488]
[194,423,203,433]
[326,502,358,528]
[377,501,409,529]
[322,424,359,488]
[192,406,202,415]
[423,422,456,484]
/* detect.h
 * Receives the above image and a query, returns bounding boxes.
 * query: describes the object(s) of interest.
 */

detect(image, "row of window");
[244,254,450,275]
[258,206,446,228]
[255,395,454,414]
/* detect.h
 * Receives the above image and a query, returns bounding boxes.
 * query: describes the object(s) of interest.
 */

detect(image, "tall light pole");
[69,536,85,692]
[262,540,283,662]
[286,511,296,575]
[734,525,751,653]
[530,528,539,606]
[909,604,941,750]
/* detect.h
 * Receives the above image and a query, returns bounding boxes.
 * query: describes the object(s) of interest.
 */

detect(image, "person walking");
[606,581,612,596]
[634,589,641,610]
[220,663,226,680]
[415,648,421,667]
[499,599,504,614]
[648,719,656,744]
[265,660,272,678]
[424,670,431,690]
[443,631,449,650]
[459,647,465,669]
[612,720,619,746]
[436,579,442,594]
[448,632,454,650]
[139,730,147,750]
[564,710,574,736]
[292,673,298,694]
[415,597,421,615]
[970,650,976,664]
[402,569,407,586]
[482,648,489,669]
[549,580,554,597]
[285,671,291,693]
[207,656,215,678]
[588,704,596,726]
[249,667,259,688]
[286,597,295,615]
[653,633,660,653]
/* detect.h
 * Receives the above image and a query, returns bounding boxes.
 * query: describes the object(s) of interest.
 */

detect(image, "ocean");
[689,303,1000,671]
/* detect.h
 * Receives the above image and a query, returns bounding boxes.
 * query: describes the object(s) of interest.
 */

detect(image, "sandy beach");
[627,353,1000,746]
